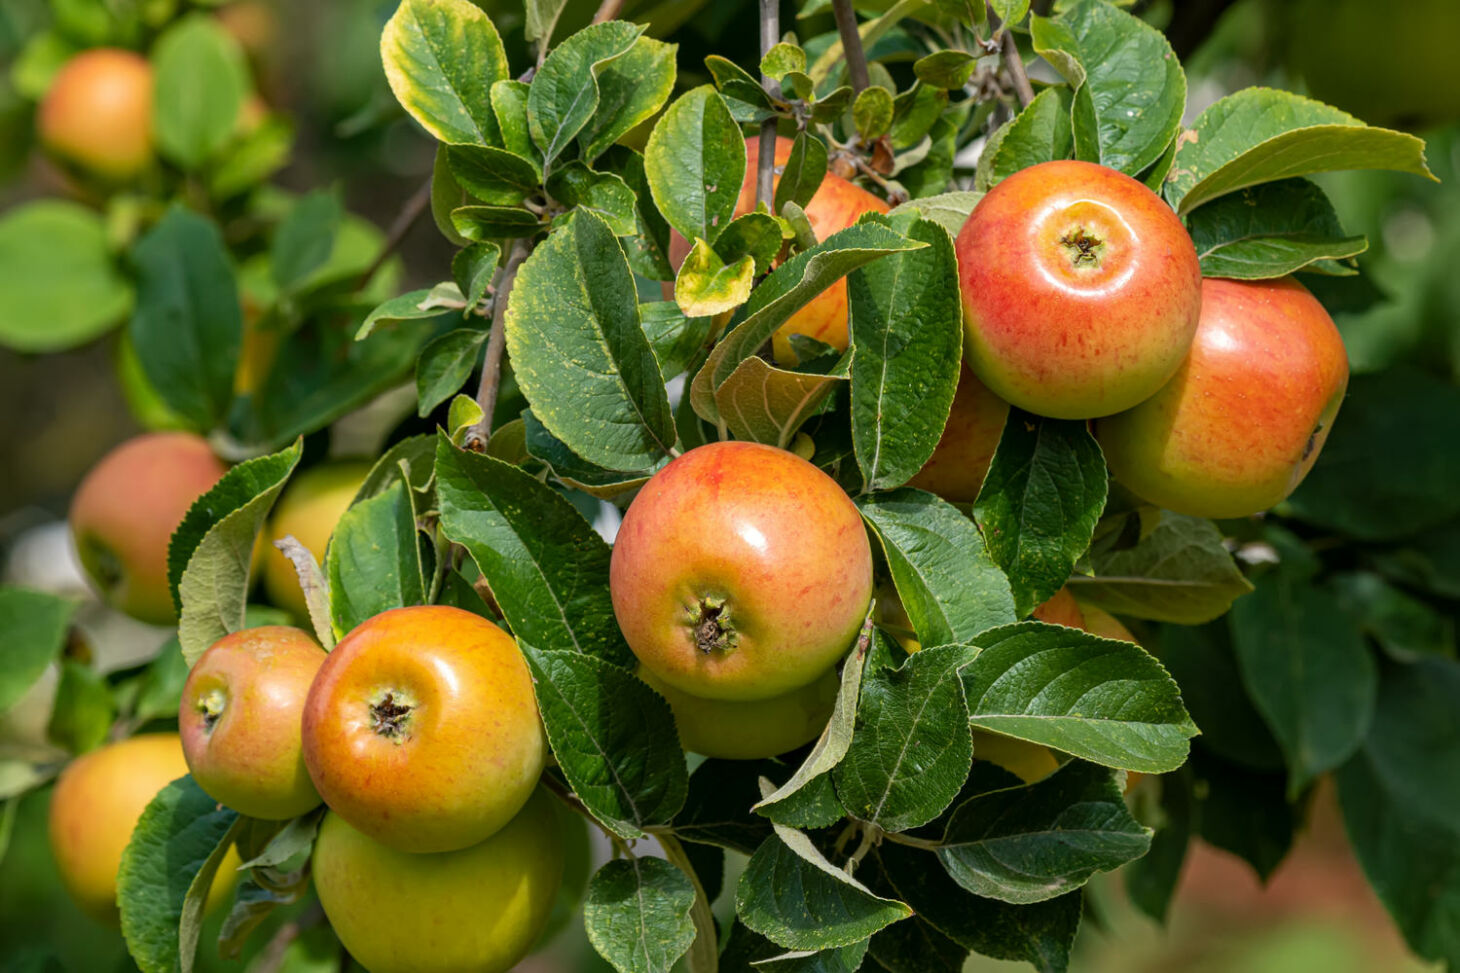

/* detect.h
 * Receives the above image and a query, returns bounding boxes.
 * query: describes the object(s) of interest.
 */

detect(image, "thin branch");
[1000,29,1035,108]
[830,0,872,94]
[755,0,781,211]
[463,238,530,451]
[250,902,325,973]
[592,0,626,24]
[879,830,943,852]
[355,177,432,291]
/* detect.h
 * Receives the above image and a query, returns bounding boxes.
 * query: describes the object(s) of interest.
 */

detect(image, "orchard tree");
[2,1,1458,972]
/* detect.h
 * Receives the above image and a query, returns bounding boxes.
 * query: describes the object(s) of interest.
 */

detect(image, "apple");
[666,135,889,364]
[1076,602,1138,644]
[610,441,873,702]
[263,461,371,620]
[639,664,838,760]
[956,159,1203,419]
[905,367,1010,504]
[37,49,153,181]
[179,626,327,820]
[47,733,237,924]
[301,605,546,853]
[1097,276,1349,519]
[971,730,1058,784]
[1031,586,1086,628]
[311,786,563,973]
[69,433,227,625]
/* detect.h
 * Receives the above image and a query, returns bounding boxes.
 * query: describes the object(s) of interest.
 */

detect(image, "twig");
[592,0,625,23]
[844,820,879,875]
[463,238,530,452]
[879,830,943,852]
[830,0,872,94]
[755,0,781,211]
[355,177,432,291]
[1000,29,1035,108]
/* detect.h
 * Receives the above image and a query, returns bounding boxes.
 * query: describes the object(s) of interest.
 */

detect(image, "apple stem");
[755,0,780,212]
[465,237,531,452]
[591,0,625,24]
[830,0,872,94]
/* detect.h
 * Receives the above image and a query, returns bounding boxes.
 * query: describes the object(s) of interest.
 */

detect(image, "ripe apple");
[180,626,327,820]
[70,433,227,625]
[1031,586,1086,628]
[906,367,1010,504]
[1097,276,1349,519]
[311,786,563,973]
[47,733,237,924]
[610,441,873,702]
[263,461,371,620]
[638,664,838,760]
[666,135,889,364]
[956,159,1202,419]
[37,49,153,181]
[301,605,546,853]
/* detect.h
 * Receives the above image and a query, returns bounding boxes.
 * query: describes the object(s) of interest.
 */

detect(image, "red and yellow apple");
[69,433,227,624]
[37,49,153,181]
[956,159,1203,419]
[640,664,838,760]
[311,786,563,973]
[667,135,889,363]
[180,626,326,820]
[1031,587,1086,628]
[611,442,873,702]
[1097,276,1349,519]
[263,461,371,619]
[906,367,1010,504]
[301,605,545,853]
[48,733,237,924]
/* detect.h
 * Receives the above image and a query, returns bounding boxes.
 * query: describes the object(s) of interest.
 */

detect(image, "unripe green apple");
[956,160,1202,419]
[47,733,238,924]
[906,367,1010,504]
[37,49,154,181]
[639,664,838,760]
[1097,276,1349,519]
[611,441,873,702]
[69,433,227,624]
[263,461,371,619]
[666,135,889,364]
[180,626,326,820]
[311,787,563,973]
[301,605,546,853]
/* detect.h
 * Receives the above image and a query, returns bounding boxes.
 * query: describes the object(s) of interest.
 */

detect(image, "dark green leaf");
[356,284,463,340]
[913,50,977,89]
[639,301,713,380]
[1188,178,1366,279]
[722,921,869,973]
[546,163,638,235]
[1190,748,1295,882]
[644,85,745,244]
[326,481,428,639]
[976,86,1074,190]
[451,241,501,311]
[491,80,542,174]
[1124,767,1192,923]
[0,587,74,712]
[866,915,966,973]
[887,190,983,239]
[611,147,675,280]
[450,205,546,241]
[381,0,508,146]
[528,20,642,165]
[446,144,541,204]
[774,132,829,215]
[584,856,698,973]
[576,36,677,162]
[415,327,486,417]
[522,410,664,499]
[1330,572,1455,661]
[271,190,343,293]
[677,758,776,854]
[1155,621,1283,772]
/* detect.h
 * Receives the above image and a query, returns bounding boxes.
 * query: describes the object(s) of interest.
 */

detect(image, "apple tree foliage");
[1,0,1458,971]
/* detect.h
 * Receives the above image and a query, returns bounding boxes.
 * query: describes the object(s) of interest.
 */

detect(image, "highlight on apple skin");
[37,48,154,181]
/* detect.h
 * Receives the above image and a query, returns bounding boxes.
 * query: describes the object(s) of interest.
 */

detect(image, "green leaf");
[576,36,678,162]
[528,20,642,165]
[584,857,698,973]
[761,42,807,82]
[1156,621,1282,772]
[380,0,508,146]
[431,146,473,247]
[692,223,924,424]
[674,239,754,318]
[876,843,1080,973]
[972,411,1107,618]
[435,435,631,665]
[1330,572,1456,662]
[47,660,113,755]
[644,85,745,245]
[271,190,343,293]
[677,759,776,853]
[356,284,463,340]
[1123,766,1192,923]
[713,354,845,449]
[1166,87,1436,215]
[937,761,1150,904]
[450,205,546,241]
[977,86,1074,190]
[834,644,975,832]
[504,208,676,471]
[736,829,912,951]
[1188,178,1366,279]
[446,144,542,204]
[913,50,977,89]
[1229,569,1376,795]
[452,241,501,311]
[117,775,240,973]
[326,481,428,639]
[491,80,542,173]
[521,646,686,838]
[546,163,638,236]
[849,214,961,490]
[962,621,1198,773]
[151,15,248,169]
[887,190,983,239]
[171,440,303,664]
[0,587,74,712]
[774,132,829,215]
[722,922,870,972]
[128,207,243,431]
[415,327,486,417]
[210,115,295,200]
[1067,511,1252,624]
[522,411,664,499]
[704,55,773,112]
[612,147,675,280]
[714,212,783,276]
[523,0,569,45]
[1337,658,1460,968]
[866,915,965,973]
[0,201,133,352]
[890,82,947,152]
[1285,369,1460,541]
[990,0,1029,26]
[852,86,895,141]
[1030,0,1184,176]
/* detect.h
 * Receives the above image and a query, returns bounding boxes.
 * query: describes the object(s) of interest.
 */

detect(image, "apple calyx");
[369,690,415,741]
[196,688,227,733]
[690,597,738,655]
[1059,226,1106,269]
